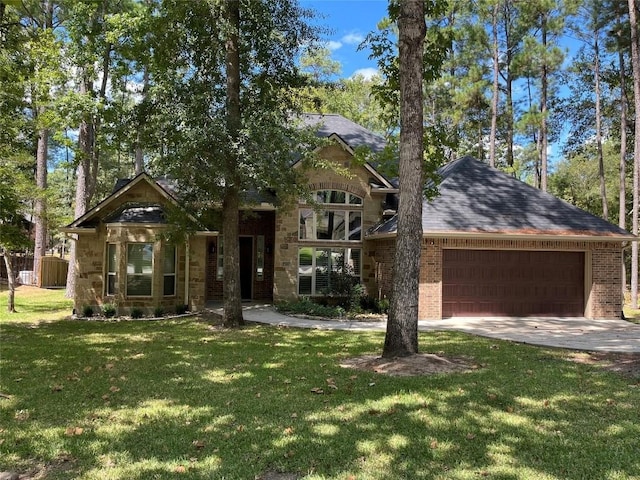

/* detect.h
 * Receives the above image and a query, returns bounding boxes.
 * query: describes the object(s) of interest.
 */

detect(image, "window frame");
[297,247,362,296]
[299,190,363,242]
[126,242,154,297]
[163,244,177,297]
[105,243,118,296]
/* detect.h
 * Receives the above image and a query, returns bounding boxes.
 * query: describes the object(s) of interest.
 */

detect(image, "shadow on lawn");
[1,319,639,479]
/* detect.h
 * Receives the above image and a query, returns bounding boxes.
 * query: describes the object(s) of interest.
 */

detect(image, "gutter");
[366,231,636,243]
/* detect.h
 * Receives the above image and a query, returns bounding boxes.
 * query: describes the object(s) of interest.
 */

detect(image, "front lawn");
[0,286,73,323]
[1,316,639,479]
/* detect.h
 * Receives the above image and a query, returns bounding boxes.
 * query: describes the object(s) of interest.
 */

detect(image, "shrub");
[175,304,189,315]
[377,297,390,314]
[130,307,144,319]
[153,306,164,318]
[276,298,345,318]
[82,305,94,318]
[102,304,117,318]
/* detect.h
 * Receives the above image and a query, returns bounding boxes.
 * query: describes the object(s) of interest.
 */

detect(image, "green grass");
[1,316,639,479]
[0,286,73,323]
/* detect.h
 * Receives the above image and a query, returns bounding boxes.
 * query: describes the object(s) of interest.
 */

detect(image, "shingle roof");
[104,205,166,224]
[369,156,634,239]
[301,113,387,153]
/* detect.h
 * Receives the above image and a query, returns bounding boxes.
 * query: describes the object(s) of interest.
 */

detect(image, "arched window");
[299,190,363,241]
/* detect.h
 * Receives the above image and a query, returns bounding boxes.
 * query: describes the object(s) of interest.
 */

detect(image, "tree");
[382,0,427,357]
[149,0,320,327]
[627,0,639,309]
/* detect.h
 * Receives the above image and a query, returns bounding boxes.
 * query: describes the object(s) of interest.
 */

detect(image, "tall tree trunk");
[489,2,500,168]
[222,0,244,327]
[540,12,548,192]
[33,127,48,286]
[65,75,94,298]
[618,11,628,294]
[628,0,639,309]
[383,0,425,358]
[3,251,16,312]
[594,33,608,220]
[134,67,149,175]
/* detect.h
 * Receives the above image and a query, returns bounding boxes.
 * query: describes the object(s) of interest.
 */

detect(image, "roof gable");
[370,156,634,240]
[66,173,181,229]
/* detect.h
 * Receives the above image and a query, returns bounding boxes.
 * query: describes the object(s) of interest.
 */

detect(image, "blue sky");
[302,0,389,79]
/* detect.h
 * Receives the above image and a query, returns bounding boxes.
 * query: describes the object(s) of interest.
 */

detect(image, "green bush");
[276,297,345,318]
[102,304,117,318]
[130,307,144,319]
[82,305,94,318]
[153,306,164,318]
[175,304,189,315]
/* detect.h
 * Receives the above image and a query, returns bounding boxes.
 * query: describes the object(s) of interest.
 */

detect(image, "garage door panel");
[442,249,585,317]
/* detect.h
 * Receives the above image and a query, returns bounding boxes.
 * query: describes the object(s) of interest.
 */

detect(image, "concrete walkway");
[238,304,640,353]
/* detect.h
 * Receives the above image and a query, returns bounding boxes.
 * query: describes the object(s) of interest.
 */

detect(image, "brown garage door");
[442,249,585,317]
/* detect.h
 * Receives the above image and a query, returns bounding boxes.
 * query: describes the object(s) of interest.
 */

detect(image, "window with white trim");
[298,247,361,295]
[126,243,153,296]
[106,243,117,296]
[163,245,176,296]
[299,190,362,241]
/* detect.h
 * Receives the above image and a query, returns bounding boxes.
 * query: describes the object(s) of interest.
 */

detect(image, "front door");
[239,236,253,300]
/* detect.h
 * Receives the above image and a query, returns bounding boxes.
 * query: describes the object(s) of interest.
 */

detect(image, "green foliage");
[82,305,94,318]
[153,306,164,318]
[102,303,117,318]
[275,297,345,318]
[130,307,144,319]
[175,304,189,315]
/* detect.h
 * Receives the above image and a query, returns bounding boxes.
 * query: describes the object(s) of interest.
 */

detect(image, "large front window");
[299,190,362,241]
[127,243,153,296]
[298,247,361,295]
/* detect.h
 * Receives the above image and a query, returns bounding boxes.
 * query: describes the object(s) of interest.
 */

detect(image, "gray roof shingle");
[369,156,634,238]
[301,113,387,153]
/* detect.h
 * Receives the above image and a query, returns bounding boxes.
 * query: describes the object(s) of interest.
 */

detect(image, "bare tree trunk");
[628,0,639,309]
[3,252,16,312]
[489,2,499,168]
[540,12,549,192]
[134,67,149,175]
[594,34,608,220]
[65,75,94,298]
[33,127,48,286]
[222,0,244,327]
[383,0,425,358]
[618,11,629,295]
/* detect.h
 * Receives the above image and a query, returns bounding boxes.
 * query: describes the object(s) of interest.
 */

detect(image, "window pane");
[127,274,152,296]
[163,275,176,296]
[347,248,362,278]
[348,194,363,205]
[127,244,153,274]
[316,190,346,204]
[299,208,313,239]
[348,212,362,240]
[317,211,345,240]
[298,276,312,295]
[163,246,176,274]
[315,249,330,293]
[107,244,117,272]
[107,274,117,295]
[217,236,224,280]
[256,235,264,280]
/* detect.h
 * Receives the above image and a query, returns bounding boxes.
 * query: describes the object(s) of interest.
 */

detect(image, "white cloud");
[350,67,379,81]
[325,40,343,51]
[342,32,365,45]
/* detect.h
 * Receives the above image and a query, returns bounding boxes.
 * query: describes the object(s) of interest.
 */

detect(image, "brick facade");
[369,236,624,320]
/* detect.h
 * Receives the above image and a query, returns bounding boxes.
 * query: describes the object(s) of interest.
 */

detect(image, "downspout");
[184,235,190,309]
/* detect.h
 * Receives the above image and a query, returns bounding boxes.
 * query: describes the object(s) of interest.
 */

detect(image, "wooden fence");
[38,256,68,288]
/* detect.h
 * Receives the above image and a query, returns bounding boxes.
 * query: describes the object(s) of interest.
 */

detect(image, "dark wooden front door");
[239,237,253,300]
[442,249,585,317]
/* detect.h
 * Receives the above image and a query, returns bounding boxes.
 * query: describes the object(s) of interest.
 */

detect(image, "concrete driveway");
[240,305,640,353]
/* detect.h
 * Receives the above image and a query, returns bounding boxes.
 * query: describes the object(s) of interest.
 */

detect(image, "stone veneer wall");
[73,180,211,316]
[369,237,624,320]
[273,144,386,301]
